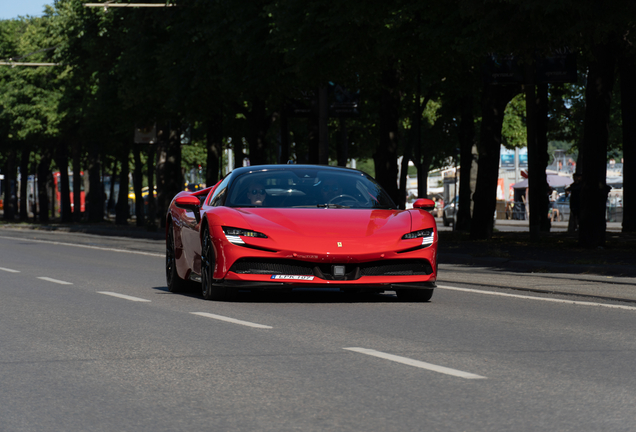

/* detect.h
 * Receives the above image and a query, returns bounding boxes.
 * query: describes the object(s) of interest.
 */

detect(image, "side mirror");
[175,195,201,223]
[412,198,435,211]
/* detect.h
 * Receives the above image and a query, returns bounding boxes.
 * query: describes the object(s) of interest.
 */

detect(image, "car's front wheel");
[166,224,189,293]
[201,226,234,301]
[396,289,434,302]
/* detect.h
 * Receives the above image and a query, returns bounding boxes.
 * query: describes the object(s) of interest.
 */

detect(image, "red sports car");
[165,165,438,301]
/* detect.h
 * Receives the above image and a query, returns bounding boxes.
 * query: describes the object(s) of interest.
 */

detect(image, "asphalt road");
[1,230,636,431]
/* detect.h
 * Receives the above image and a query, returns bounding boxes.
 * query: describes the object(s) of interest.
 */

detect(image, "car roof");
[229,164,367,176]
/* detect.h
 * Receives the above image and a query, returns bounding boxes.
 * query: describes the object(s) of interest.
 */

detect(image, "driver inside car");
[246,182,267,206]
[319,178,343,204]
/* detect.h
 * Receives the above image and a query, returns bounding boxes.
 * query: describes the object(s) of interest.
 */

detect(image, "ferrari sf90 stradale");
[166,165,438,301]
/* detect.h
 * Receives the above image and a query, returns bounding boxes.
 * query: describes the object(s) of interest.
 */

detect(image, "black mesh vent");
[230,259,315,275]
[359,260,433,276]
[229,258,432,278]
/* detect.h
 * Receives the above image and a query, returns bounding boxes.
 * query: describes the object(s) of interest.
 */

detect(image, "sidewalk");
[493,218,623,231]
[436,218,636,303]
[438,217,623,232]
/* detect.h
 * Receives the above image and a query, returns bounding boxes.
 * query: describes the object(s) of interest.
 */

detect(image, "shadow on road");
[151,285,408,304]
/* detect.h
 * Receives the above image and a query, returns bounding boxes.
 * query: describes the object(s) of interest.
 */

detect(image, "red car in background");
[165,165,438,302]
[53,171,85,215]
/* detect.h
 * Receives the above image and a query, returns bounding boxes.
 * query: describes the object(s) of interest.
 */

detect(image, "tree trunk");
[398,150,411,209]
[232,131,246,169]
[471,84,520,239]
[147,145,157,229]
[457,95,475,231]
[107,159,117,219]
[248,99,268,165]
[414,82,433,201]
[420,152,432,198]
[156,123,183,229]
[374,67,401,204]
[579,41,617,248]
[116,146,130,225]
[37,151,52,223]
[280,108,290,164]
[308,114,319,164]
[55,143,72,223]
[619,47,636,232]
[318,86,329,165]
[19,147,29,221]
[72,141,83,223]
[398,83,421,209]
[337,118,348,167]
[526,69,551,238]
[87,142,103,223]
[3,150,16,221]
[536,83,551,232]
[206,114,222,186]
[132,145,145,226]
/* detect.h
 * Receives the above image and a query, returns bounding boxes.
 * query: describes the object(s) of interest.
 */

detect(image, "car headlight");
[222,226,268,245]
[402,229,435,246]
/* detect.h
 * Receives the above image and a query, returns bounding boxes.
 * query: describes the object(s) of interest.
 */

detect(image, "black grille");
[230,259,314,275]
[359,260,433,276]
[229,258,433,278]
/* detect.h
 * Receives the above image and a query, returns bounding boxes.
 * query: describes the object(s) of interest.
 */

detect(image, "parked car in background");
[442,197,458,226]
[442,196,497,227]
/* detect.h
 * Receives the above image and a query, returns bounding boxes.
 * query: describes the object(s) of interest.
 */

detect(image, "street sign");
[285,90,316,118]
[536,48,577,84]
[484,54,523,84]
[501,146,528,168]
[485,49,577,84]
[328,83,359,117]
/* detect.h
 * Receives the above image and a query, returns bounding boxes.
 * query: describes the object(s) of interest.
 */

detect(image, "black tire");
[166,224,189,293]
[201,226,234,301]
[396,289,434,302]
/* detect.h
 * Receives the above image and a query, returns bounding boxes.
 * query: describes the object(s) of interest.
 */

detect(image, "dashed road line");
[97,291,151,302]
[0,267,20,273]
[344,347,486,379]
[191,312,272,329]
[437,284,636,311]
[37,277,73,285]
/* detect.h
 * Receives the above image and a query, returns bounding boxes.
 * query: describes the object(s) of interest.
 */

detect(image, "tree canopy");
[0,0,634,241]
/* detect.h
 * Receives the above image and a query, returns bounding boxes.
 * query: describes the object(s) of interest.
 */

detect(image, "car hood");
[225,207,414,256]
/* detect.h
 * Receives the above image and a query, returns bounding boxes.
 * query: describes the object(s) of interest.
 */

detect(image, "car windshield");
[225,168,396,209]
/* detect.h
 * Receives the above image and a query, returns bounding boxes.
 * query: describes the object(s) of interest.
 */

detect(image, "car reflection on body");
[165,165,438,302]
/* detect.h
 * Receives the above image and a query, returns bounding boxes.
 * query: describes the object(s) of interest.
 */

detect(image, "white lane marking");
[344,347,486,379]
[0,235,163,257]
[437,285,636,311]
[191,312,273,329]
[0,267,20,273]
[97,291,151,302]
[37,277,73,285]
